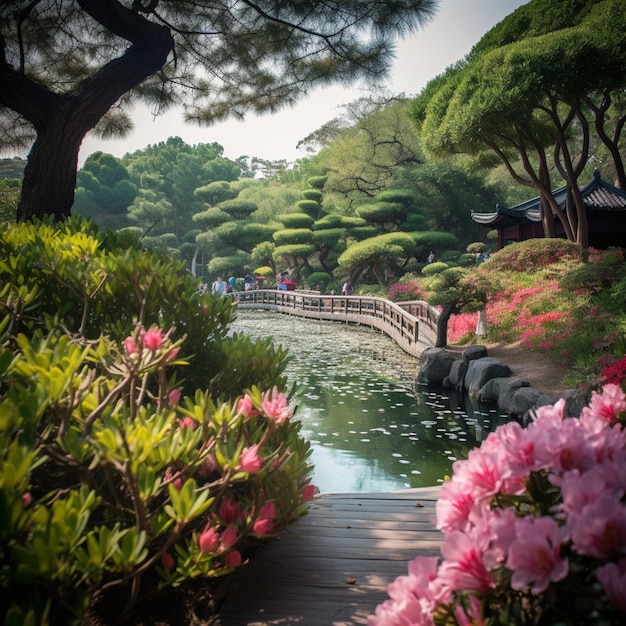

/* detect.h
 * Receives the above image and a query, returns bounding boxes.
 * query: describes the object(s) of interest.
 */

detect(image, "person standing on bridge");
[211,276,226,296]
[342,281,353,296]
[244,273,255,291]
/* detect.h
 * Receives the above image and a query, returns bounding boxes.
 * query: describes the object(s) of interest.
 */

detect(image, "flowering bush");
[0,220,313,625]
[369,384,626,625]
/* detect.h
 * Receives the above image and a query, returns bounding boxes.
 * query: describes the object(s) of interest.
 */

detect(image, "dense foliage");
[413,0,626,248]
[0,219,314,625]
[370,384,626,625]
[390,239,626,388]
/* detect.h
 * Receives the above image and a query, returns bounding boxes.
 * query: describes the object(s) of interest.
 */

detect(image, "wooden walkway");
[235,291,439,358]
[218,487,442,625]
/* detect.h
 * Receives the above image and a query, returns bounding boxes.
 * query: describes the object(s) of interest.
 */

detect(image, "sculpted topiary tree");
[0,0,437,222]
[414,0,626,249]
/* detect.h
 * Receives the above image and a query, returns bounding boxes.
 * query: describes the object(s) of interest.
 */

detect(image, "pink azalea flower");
[507,516,568,594]
[597,558,626,613]
[253,502,277,535]
[253,517,275,536]
[449,446,508,504]
[199,526,220,554]
[581,383,626,425]
[21,492,33,508]
[202,454,219,474]
[301,483,316,500]
[559,467,608,522]
[160,552,175,570]
[219,498,241,523]
[237,394,259,418]
[531,397,566,427]
[569,492,626,559]
[225,550,242,569]
[239,444,262,473]
[220,526,238,551]
[439,530,495,593]
[261,387,293,423]
[177,416,196,430]
[368,556,444,626]
[140,326,164,350]
[166,346,180,362]
[169,388,182,407]
[123,336,139,355]
[454,594,488,626]
[436,478,476,532]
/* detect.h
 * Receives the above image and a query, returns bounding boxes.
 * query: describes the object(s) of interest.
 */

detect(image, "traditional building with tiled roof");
[471,170,626,249]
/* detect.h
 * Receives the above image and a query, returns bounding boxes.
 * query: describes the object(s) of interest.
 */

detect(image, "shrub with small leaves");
[0,219,314,626]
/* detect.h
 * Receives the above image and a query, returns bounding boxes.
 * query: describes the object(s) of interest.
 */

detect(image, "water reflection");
[230,309,510,493]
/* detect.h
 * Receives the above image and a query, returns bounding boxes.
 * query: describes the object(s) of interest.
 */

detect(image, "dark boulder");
[416,347,459,386]
[465,357,512,397]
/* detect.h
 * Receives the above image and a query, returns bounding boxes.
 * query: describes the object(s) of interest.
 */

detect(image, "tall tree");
[1,0,437,222]
[300,95,423,203]
[413,0,626,249]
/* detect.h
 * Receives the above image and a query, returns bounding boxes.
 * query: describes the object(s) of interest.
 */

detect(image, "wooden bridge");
[218,487,442,626]
[235,290,439,357]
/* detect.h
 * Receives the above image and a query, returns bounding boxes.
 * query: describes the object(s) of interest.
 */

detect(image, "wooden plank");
[218,489,443,625]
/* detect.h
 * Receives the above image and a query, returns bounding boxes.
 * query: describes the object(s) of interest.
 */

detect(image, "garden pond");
[230,309,512,493]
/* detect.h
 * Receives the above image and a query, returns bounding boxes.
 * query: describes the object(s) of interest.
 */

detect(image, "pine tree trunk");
[9,1,174,221]
[435,301,459,348]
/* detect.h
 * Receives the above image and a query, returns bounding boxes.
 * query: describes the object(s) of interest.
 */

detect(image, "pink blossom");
[454,594,488,626]
[597,559,626,613]
[301,483,316,500]
[495,420,537,475]
[239,444,262,473]
[177,416,196,429]
[253,501,277,535]
[436,479,476,532]
[160,552,175,570]
[569,493,626,559]
[203,454,219,474]
[220,526,238,551]
[507,516,568,594]
[164,466,183,490]
[21,492,33,508]
[368,556,443,626]
[439,530,495,593]
[169,389,182,407]
[225,550,242,569]
[449,446,509,504]
[123,336,140,355]
[559,470,603,522]
[261,387,293,423]
[237,394,259,418]
[199,527,219,554]
[166,347,180,362]
[219,498,241,523]
[140,326,164,350]
[531,397,566,427]
[581,383,626,425]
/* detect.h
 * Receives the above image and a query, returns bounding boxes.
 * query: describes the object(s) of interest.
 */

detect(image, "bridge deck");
[218,487,442,625]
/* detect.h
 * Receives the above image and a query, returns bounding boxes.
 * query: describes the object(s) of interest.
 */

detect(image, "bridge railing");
[234,290,438,357]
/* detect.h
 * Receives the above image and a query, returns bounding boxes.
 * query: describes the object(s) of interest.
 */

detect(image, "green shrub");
[485,238,582,273]
[421,261,449,276]
[0,218,313,625]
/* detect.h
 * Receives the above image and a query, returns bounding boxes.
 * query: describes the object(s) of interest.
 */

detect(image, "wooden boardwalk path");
[218,487,442,625]
[235,291,439,358]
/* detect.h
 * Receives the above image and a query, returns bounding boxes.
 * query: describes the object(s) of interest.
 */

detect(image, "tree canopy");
[1,0,437,222]
[413,0,626,249]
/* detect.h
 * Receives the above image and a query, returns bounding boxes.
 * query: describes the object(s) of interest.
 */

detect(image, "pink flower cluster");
[237,387,293,424]
[369,384,626,625]
[123,325,180,360]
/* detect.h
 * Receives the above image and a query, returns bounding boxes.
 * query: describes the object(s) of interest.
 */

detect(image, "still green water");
[230,309,509,493]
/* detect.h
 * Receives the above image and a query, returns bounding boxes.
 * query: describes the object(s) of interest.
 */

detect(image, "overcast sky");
[78,0,527,166]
